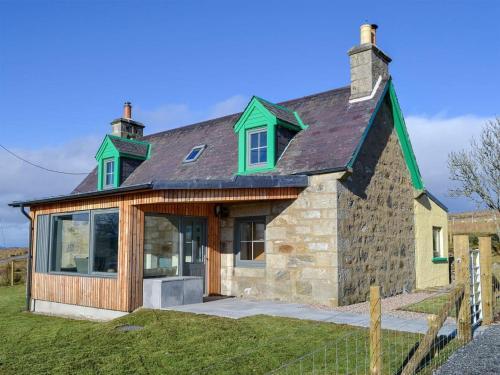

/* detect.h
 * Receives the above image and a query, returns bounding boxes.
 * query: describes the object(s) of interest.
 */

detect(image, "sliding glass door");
[144,215,207,290]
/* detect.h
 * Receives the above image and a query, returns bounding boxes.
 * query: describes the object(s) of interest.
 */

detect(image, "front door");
[181,218,207,289]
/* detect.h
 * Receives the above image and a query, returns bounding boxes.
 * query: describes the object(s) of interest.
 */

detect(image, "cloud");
[0,137,99,247]
[406,114,491,212]
[209,95,247,118]
[135,94,248,134]
[135,104,199,133]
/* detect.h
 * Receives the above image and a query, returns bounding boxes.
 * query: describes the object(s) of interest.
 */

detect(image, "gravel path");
[434,324,500,374]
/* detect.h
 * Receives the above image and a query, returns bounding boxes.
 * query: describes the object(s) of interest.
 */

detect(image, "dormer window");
[103,159,115,189]
[248,129,267,167]
[183,144,206,163]
[234,96,307,175]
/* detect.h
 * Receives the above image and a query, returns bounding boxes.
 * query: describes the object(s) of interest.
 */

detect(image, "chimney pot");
[360,23,377,45]
[123,102,132,119]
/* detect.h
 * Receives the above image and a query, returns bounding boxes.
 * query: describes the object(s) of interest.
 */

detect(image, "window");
[143,215,180,277]
[50,212,90,273]
[235,217,266,267]
[104,159,115,188]
[247,129,267,166]
[92,211,119,273]
[432,226,443,258]
[49,209,119,275]
[183,145,206,163]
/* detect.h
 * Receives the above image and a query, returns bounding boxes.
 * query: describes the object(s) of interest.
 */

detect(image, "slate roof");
[109,136,149,158]
[256,97,301,127]
[73,80,388,194]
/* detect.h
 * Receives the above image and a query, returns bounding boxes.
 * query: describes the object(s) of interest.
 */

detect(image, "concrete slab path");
[168,298,456,335]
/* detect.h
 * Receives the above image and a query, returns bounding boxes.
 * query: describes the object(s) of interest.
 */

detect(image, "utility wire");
[0,143,88,175]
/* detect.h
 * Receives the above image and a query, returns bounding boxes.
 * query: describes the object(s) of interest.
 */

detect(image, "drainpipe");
[20,205,33,312]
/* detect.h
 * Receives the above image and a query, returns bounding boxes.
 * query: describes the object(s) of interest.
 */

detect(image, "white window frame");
[103,158,115,189]
[183,144,206,163]
[247,128,268,167]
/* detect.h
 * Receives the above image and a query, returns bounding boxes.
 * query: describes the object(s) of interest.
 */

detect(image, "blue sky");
[0,0,498,246]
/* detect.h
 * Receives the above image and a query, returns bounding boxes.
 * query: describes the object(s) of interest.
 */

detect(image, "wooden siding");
[30,187,300,312]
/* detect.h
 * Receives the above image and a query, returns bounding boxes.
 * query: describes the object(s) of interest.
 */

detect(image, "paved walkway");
[435,324,500,374]
[168,298,456,335]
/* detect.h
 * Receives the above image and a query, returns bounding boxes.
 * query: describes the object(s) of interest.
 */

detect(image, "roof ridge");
[141,85,351,140]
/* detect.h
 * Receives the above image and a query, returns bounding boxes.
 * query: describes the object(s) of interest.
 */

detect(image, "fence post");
[10,261,14,287]
[454,235,471,343]
[479,236,493,325]
[370,285,381,375]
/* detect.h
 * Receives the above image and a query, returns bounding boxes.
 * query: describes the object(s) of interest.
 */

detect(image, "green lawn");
[400,294,457,317]
[0,286,422,375]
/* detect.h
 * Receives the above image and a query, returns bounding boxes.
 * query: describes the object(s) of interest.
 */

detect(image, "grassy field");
[0,286,424,375]
[0,248,27,286]
[400,293,457,317]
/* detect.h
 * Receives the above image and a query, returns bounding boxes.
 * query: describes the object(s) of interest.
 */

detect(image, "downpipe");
[20,205,33,311]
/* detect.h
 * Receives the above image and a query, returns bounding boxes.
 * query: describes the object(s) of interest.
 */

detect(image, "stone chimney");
[348,24,391,101]
[111,102,145,139]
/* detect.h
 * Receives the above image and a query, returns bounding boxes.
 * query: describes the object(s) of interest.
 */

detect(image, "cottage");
[11,24,449,319]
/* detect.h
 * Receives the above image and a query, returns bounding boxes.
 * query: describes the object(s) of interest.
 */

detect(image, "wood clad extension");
[30,187,300,312]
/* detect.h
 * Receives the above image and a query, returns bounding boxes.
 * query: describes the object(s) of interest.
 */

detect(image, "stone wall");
[220,174,340,307]
[336,95,415,305]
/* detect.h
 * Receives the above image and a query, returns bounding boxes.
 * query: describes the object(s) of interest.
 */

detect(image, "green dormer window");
[234,96,307,175]
[95,135,151,191]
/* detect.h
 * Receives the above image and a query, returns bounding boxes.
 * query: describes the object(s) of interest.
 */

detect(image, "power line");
[0,143,89,175]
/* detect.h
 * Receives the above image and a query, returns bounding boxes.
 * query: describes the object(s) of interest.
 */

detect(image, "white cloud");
[0,137,99,247]
[210,95,247,118]
[406,114,491,213]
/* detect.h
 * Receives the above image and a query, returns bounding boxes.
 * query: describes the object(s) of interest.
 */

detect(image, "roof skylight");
[183,144,206,163]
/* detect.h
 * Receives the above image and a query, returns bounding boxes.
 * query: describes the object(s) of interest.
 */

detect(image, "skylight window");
[183,145,206,163]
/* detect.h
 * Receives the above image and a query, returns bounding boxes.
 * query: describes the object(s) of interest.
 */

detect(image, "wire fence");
[267,275,469,375]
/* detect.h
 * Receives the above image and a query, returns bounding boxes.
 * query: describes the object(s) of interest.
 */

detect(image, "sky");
[0,0,498,246]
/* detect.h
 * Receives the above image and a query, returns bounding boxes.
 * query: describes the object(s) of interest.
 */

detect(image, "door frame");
[143,213,208,294]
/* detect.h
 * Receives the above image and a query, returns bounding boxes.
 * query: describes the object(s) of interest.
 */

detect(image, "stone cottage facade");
[12,24,448,320]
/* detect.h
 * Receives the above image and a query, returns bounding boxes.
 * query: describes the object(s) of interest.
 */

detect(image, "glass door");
[143,215,180,277]
[181,218,207,291]
[143,214,207,293]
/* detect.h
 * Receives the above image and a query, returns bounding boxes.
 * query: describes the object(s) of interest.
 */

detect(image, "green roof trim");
[388,81,424,190]
[347,79,424,190]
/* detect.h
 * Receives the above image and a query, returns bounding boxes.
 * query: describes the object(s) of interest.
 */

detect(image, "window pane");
[250,149,259,164]
[106,160,114,173]
[93,212,119,273]
[240,222,252,242]
[50,213,90,273]
[144,216,180,277]
[240,242,251,260]
[259,131,267,146]
[432,227,441,257]
[250,132,259,148]
[253,242,265,261]
[254,222,265,241]
[186,148,200,161]
[259,147,267,163]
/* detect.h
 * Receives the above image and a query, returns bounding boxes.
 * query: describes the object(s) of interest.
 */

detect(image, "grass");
[400,293,457,317]
[0,285,425,375]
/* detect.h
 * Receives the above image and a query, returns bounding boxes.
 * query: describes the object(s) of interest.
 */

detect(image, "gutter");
[20,205,33,312]
[9,183,153,208]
